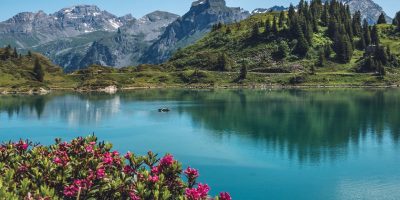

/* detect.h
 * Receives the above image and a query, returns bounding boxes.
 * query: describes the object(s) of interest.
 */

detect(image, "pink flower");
[89,141,96,145]
[85,145,94,153]
[219,192,232,200]
[123,165,134,174]
[125,151,132,159]
[197,183,210,198]
[96,168,106,179]
[112,151,119,156]
[184,167,199,179]
[151,166,159,175]
[160,154,174,167]
[73,179,92,190]
[185,183,210,200]
[129,191,141,200]
[16,140,28,151]
[148,175,159,183]
[53,157,63,165]
[63,185,78,197]
[102,152,113,165]
[185,188,201,200]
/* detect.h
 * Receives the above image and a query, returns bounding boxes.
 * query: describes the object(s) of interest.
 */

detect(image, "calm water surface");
[1,89,400,200]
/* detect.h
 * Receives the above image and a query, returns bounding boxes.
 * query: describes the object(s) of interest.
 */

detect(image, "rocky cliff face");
[139,0,250,64]
[72,11,179,70]
[32,11,179,71]
[0,5,130,48]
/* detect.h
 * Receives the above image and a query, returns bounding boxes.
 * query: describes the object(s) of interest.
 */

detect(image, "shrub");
[0,136,231,200]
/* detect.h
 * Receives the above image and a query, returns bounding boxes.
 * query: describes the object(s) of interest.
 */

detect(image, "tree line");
[0,45,44,82]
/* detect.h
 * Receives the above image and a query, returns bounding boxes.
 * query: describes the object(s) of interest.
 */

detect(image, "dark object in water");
[158,108,170,112]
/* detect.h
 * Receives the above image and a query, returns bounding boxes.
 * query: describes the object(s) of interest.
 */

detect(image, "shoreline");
[1,83,400,95]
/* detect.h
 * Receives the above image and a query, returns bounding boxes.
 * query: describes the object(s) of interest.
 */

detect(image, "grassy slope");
[165,12,400,86]
[0,49,78,92]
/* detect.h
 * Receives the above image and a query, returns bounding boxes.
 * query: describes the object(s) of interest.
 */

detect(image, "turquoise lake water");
[1,89,400,200]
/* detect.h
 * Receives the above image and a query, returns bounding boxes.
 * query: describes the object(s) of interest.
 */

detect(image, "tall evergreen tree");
[352,11,362,36]
[251,23,260,39]
[239,62,248,80]
[394,11,400,30]
[264,18,271,37]
[370,25,380,45]
[363,19,371,46]
[335,34,353,63]
[33,58,44,82]
[13,47,18,58]
[217,53,231,71]
[272,16,279,34]
[288,4,296,25]
[293,23,309,57]
[279,11,285,28]
[321,4,330,26]
[377,13,387,24]
[317,48,327,67]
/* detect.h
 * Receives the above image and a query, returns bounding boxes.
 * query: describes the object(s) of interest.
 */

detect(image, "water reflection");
[1,89,400,163]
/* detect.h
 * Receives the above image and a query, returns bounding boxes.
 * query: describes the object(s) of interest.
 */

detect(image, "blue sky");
[0,0,398,21]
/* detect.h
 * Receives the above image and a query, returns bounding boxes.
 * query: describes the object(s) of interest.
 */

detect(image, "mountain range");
[0,0,393,71]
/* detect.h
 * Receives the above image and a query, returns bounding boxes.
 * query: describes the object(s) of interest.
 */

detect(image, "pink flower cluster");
[219,192,232,200]
[1,137,233,199]
[15,140,28,151]
[185,183,210,200]
[185,167,199,179]
[159,154,174,167]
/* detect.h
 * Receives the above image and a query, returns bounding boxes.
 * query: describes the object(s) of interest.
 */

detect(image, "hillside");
[166,1,400,86]
[0,47,77,92]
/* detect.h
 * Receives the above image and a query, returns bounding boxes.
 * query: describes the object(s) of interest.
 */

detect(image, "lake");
[1,89,400,200]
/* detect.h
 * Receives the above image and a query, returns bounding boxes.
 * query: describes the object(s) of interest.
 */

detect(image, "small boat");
[158,108,170,112]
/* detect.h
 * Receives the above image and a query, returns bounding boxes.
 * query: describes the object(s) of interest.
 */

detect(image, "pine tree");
[363,19,371,46]
[288,4,296,25]
[226,26,231,34]
[13,47,18,58]
[33,58,44,82]
[377,13,387,24]
[358,33,367,50]
[321,4,329,26]
[394,11,400,31]
[317,48,327,67]
[375,46,388,65]
[239,62,248,80]
[371,25,380,45]
[352,11,362,36]
[275,41,290,60]
[279,11,285,28]
[27,51,32,57]
[293,23,309,57]
[264,18,271,37]
[335,34,353,63]
[251,23,260,39]
[216,53,231,71]
[324,45,332,59]
[272,16,278,34]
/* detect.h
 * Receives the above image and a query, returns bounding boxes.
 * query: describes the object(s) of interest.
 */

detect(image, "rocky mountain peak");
[324,0,391,24]
[141,11,180,22]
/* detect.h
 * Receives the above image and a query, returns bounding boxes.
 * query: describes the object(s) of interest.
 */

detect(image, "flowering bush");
[0,136,231,200]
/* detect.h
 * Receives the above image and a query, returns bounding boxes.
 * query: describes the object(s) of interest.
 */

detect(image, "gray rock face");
[72,11,180,70]
[0,5,131,48]
[140,0,250,64]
